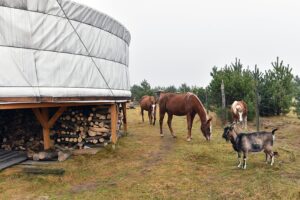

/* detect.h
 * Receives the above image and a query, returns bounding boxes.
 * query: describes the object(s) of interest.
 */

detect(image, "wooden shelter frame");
[0,100,128,150]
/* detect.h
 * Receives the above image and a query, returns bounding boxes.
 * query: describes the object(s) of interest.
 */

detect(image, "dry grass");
[0,109,299,200]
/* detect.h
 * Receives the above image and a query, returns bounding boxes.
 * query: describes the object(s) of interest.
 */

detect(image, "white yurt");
[0,0,131,103]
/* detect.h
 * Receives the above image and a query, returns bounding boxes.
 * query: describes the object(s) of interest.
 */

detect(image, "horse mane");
[187,92,209,122]
[140,95,147,102]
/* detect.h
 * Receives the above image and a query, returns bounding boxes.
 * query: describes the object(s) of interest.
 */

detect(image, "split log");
[23,167,65,175]
[58,151,72,162]
[32,151,58,161]
[72,148,100,155]
[88,130,97,137]
[89,127,109,133]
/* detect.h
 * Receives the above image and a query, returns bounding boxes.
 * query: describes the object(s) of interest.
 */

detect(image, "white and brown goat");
[222,124,278,169]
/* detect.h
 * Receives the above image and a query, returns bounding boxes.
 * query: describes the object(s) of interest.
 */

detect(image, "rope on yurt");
[55,0,116,102]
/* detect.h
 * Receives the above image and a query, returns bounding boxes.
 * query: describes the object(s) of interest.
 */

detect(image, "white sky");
[74,0,300,87]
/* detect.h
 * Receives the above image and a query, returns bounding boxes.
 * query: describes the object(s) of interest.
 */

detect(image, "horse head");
[201,117,213,141]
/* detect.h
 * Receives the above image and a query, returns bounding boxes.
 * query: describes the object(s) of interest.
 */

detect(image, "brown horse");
[231,100,248,129]
[140,95,157,125]
[158,92,212,141]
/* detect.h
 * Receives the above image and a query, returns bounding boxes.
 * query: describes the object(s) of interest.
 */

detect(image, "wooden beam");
[0,102,115,110]
[110,104,118,145]
[48,107,66,128]
[41,108,49,124]
[0,96,130,103]
[32,107,67,150]
[32,108,48,128]
[122,102,127,133]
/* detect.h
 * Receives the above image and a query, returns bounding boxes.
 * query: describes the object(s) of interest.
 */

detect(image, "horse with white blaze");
[231,100,248,129]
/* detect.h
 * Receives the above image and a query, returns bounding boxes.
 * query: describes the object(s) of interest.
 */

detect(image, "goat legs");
[242,152,248,169]
[270,152,275,166]
[237,152,242,168]
[265,149,275,165]
[264,150,270,164]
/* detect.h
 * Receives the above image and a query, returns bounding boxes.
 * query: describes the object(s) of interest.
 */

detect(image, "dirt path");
[141,133,175,172]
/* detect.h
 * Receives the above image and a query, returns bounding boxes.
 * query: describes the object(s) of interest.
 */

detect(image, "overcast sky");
[75,0,300,88]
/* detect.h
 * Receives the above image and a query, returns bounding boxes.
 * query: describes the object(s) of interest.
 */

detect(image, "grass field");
[0,108,299,200]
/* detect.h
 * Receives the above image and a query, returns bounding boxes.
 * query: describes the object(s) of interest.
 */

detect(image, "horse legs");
[153,107,156,126]
[186,113,195,142]
[159,111,165,137]
[167,114,176,138]
[148,111,152,125]
[141,109,144,122]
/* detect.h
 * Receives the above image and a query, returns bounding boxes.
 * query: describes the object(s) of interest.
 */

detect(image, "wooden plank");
[48,107,67,128]
[122,102,128,133]
[0,152,19,162]
[19,160,57,166]
[23,167,65,175]
[110,104,118,144]
[0,96,130,110]
[0,151,27,170]
[0,157,27,171]
[72,148,101,155]
[0,102,115,110]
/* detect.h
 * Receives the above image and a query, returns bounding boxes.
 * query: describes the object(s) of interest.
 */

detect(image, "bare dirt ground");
[0,109,299,200]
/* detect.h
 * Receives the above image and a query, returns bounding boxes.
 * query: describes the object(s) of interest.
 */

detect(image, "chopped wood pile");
[0,109,43,151]
[0,105,124,162]
[51,106,123,149]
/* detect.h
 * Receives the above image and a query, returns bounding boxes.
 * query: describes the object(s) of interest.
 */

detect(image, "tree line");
[131,57,300,119]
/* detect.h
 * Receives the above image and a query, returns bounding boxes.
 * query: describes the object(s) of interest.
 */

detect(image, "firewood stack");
[0,105,124,162]
[0,109,43,151]
[52,106,123,148]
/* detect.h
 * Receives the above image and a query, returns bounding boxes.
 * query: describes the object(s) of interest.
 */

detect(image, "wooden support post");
[122,102,127,133]
[32,107,67,150]
[41,108,50,150]
[110,104,118,146]
[221,80,226,125]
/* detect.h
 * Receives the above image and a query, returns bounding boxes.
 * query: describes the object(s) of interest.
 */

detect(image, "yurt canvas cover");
[0,0,131,103]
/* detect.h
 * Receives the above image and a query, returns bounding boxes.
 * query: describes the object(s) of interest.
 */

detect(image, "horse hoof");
[173,135,177,138]
[160,134,164,137]
[187,138,191,142]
